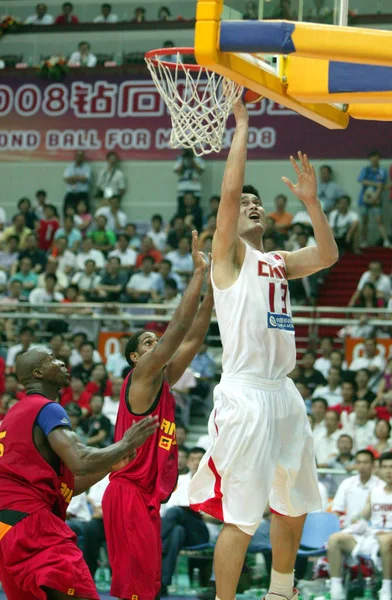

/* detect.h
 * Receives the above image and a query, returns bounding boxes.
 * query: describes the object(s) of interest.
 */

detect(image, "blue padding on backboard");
[329,61,392,93]
[219,21,296,54]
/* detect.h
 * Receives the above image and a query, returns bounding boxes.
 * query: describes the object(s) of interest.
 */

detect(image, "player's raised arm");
[213,99,249,261]
[132,231,207,381]
[48,416,159,476]
[279,152,339,279]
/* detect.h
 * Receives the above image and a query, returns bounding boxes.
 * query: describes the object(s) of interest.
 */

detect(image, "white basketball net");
[145,51,243,156]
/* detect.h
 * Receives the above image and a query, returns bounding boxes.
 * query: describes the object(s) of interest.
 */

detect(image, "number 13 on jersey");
[269,282,288,314]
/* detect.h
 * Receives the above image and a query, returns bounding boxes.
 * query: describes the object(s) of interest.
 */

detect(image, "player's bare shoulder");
[212,235,245,290]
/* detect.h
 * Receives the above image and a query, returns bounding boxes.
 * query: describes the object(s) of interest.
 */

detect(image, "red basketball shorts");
[0,508,99,600]
[102,479,162,600]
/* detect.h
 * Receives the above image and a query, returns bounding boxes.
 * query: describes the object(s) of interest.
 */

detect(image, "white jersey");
[370,485,392,531]
[212,243,296,380]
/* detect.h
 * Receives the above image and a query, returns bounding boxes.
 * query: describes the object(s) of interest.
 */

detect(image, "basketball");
[243,88,264,104]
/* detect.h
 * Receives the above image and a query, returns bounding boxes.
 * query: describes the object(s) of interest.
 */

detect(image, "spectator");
[60,376,91,412]
[54,215,82,251]
[69,333,102,367]
[124,223,141,251]
[317,165,345,214]
[155,259,183,297]
[158,6,171,20]
[126,256,160,303]
[72,260,101,297]
[161,447,209,595]
[147,214,167,252]
[190,339,216,402]
[102,376,122,426]
[205,195,220,224]
[55,2,79,24]
[331,449,380,527]
[82,394,111,447]
[51,236,76,275]
[372,358,392,419]
[355,368,376,404]
[83,475,110,577]
[88,215,116,254]
[0,280,25,309]
[178,446,189,475]
[135,236,163,269]
[167,216,190,251]
[25,3,54,24]
[74,199,93,234]
[3,215,32,250]
[95,256,127,301]
[0,236,19,277]
[367,419,392,459]
[49,333,64,358]
[105,336,130,378]
[331,380,357,416]
[306,0,333,23]
[16,197,38,231]
[68,41,98,68]
[358,281,382,309]
[95,195,127,233]
[29,274,64,304]
[314,336,334,379]
[176,192,203,232]
[348,260,391,307]
[342,398,376,452]
[311,397,328,441]
[299,350,326,394]
[34,189,48,219]
[132,6,146,22]
[85,364,112,398]
[37,257,69,293]
[96,153,126,200]
[313,367,342,407]
[176,423,188,448]
[162,279,182,311]
[37,204,60,252]
[71,341,99,384]
[267,194,293,235]
[358,150,390,247]
[162,40,176,63]
[272,0,297,20]
[314,409,340,466]
[325,433,356,496]
[166,237,194,278]
[174,149,205,204]
[329,194,360,254]
[243,0,258,19]
[262,217,285,250]
[349,337,386,392]
[5,326,41,370]
[4,374,24,400]
[75,237,105,271]
[94,3,119,22]
[63,150,91,213]
[328,452,392,600]
[108,233,137,271]
[10,257,38,298]
[199,214,216,250]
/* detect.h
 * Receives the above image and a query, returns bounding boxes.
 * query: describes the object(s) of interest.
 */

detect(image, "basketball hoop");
[144,47,243,156]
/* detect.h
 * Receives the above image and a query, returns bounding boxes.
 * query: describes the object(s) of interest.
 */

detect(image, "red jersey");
[110,370,178,507]
[38,219,59,251]
[0,395,74,520]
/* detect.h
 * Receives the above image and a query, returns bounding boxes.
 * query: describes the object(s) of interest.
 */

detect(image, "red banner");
[1,71,392,161]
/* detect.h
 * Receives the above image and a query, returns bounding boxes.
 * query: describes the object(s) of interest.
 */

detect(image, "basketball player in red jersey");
[102,230,213,600]
[0,347,159,600]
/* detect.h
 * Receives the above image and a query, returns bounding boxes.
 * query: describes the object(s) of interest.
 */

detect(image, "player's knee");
[379,534,392,553]
[328,532,343,548]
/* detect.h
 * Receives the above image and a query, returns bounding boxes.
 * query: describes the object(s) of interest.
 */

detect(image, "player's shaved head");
[16,348,51,385]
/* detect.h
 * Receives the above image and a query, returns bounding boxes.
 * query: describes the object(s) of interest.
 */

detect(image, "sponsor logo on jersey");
[61,417,70,425]
[267,312,294,331]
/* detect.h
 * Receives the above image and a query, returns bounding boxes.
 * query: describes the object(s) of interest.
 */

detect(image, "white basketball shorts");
[189,374,321,535]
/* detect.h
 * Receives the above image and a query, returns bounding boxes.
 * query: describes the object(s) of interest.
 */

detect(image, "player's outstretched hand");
[191,230,208,271]
[232,98,248,123]
[122,415,159,452]
[281,151,318,207]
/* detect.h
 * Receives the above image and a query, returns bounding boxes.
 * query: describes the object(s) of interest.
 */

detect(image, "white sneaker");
[264,590,299,600]
[330,585,345,600]
[379,589,391,600]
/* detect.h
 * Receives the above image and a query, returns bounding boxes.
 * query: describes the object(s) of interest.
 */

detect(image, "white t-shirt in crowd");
[95,207,127,232]
[6,343,44,367]
[314,357,331,379]
[25,13,54,24]
[88,475,110,508]
[341,416,377,452]
[67,492,91,522]
[69,348,102,368]
[165,250,194,274]
[57,250,76,273]
[329,210,359,238]
[356,271,391,299]
[68,52,97,67]
[108,248,137,267]
[127,272,160,292]
[314,429,341,465]
[93,13,119,22]
[106,352,129,377]
[313,384,342,407]
[102,396,120,426]
[29,288,64,304]
[75,249,105,271]
[349,354,386,391]
[146,229,167,252]
[332,474,381,527]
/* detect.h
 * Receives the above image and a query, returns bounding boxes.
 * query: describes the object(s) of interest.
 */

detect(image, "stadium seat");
[297,512,340,557]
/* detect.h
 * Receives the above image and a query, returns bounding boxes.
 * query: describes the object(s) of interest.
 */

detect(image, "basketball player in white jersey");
[328,451,392,600]
[189,99,339,600]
